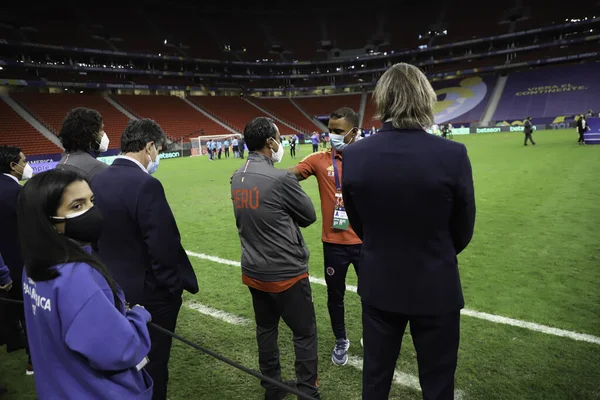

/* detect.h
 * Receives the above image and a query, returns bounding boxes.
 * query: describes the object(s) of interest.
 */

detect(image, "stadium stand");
[295,94,362,119]
[362,95,380,129]
[492,63,600,120]
[0,100,61,155]
[250,98,319,133]
[10,93,130,149]
[113,95,230,138]
[188,96,274,133]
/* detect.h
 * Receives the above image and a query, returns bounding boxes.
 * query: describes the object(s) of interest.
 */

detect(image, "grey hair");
[373,63,437,130]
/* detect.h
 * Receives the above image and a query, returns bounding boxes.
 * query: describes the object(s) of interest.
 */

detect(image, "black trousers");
[578,132,585,143]
[2,282,29,358]
[524,133,535,145]
[249,278,319,397]
[362,303,460,400]
[143,291,183,400]
[290,146,296,158]
[323,242,361,340]
[225,148,230,157]
[312,144,318,153]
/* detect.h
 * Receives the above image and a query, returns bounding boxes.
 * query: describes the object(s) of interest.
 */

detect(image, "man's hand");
[0,280,13,292]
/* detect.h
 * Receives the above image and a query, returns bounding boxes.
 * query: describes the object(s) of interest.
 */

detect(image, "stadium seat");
[11,93,131,150]
[114,95,231,138]
[0,101,62,155]
[188,97,275,133]
[250,98,320,133]
[295,95,362,120]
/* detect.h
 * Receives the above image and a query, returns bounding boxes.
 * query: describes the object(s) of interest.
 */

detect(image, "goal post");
[190,134,242,157]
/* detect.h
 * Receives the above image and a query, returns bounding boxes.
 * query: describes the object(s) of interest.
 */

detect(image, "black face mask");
[52,206,104,244]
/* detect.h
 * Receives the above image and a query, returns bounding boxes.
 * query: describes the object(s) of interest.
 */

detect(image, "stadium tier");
[492,63,600,121]
[113,95,230,138]
[10,93,129,150]
[295,95,362,120]
[0,100,61,155]
[187,97,275,133]
[250,98,320,133]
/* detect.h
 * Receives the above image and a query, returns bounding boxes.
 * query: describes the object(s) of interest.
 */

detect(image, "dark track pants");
[143,291,183,400]
[323,242,360,340]
[249,278,319,398]
[524,133,535,145]
[362,303,460,400]
[312,144,319,152]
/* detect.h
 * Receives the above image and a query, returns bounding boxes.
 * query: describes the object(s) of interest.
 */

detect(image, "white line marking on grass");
[461,309,600,345]
[185,250,600,345]
[185,302,252,326]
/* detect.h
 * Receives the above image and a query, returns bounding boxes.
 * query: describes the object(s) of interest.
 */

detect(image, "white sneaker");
[360,338,363,347]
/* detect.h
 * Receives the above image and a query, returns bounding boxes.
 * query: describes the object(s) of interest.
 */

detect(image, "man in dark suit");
[342,63,476,400]
[0,146,33,371]
[577,114,589,145]
[92,119,199,400]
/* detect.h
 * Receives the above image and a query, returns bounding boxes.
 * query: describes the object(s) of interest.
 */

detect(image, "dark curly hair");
[59,108,104,153]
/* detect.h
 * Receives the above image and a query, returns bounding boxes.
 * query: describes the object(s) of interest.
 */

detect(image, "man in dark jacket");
[524,117,536,146]
[92,119,199,400]
[577,114,589,145]
[0,146,32,371]
[231,117,320,400]
[342,63,476,400]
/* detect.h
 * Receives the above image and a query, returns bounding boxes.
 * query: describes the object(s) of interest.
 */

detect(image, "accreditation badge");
[331,192,349,231]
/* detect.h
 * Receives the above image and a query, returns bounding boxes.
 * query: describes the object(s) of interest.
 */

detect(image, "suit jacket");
[342,123,476,315]
[91,158,198,304]
[0,174,23,285]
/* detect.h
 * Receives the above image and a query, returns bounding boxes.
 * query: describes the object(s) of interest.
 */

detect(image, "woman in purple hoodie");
[17,169,153,399]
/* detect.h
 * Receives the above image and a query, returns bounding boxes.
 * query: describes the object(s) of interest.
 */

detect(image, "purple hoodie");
[22,250,153,399]
[0,253,10,286]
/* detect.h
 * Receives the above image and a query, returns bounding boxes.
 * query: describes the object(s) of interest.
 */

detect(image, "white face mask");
[270,138,284,163]
[146,145,160,174]
[21,163,33,180]
[97,132,110,153]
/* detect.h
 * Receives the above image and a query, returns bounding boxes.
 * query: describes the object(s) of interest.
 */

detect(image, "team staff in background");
[92,119,199,400]
[342,63,476,400]
[232,137,240,157]
[311,132,320,152]
[577,114,589,145]
[289,107,361,366]
[290,135,297,159]
[0,251,12,396]
[231,117,320,400]
[224,138,231,158]
[55,107,111,181]
[0,145,33,374]
[18,169,153,400]
[524,117,536,146]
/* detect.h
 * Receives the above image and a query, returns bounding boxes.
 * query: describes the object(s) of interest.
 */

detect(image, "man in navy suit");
[0,146,33,370]
[92,119,199,400]
[342,64,476,400]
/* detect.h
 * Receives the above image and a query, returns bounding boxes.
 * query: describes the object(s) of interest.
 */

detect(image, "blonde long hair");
[373,63,437,130]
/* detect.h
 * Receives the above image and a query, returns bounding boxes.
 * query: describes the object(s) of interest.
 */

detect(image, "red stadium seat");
[0,101,62,155]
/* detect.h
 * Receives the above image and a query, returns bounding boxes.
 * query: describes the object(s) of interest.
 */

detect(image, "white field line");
[185,302,252,326]
[183,300,437,394]
[185,250,600,346]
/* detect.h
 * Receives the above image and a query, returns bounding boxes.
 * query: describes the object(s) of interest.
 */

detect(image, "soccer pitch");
[1,129,599,399]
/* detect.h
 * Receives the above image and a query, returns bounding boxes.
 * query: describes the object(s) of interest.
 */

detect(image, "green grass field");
[1,129,599,399]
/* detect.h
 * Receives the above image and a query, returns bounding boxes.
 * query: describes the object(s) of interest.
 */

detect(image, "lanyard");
[331,150,341,192]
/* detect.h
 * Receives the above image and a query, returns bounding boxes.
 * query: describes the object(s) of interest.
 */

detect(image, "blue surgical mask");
[330,128,356,151]
[147,145,160,174]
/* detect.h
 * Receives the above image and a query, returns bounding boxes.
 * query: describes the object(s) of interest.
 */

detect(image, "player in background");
[524,116,536,146]
[289,107,362,366]
[224,138,231,158]
[232,137,239,158]
[290,135,297,159]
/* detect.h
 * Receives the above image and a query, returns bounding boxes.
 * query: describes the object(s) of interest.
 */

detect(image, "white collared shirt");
[115,155,148,173]
[2,173,19,184]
